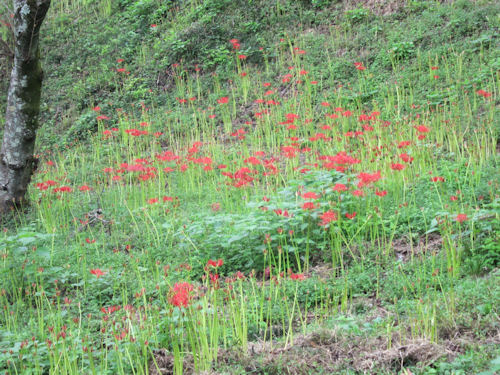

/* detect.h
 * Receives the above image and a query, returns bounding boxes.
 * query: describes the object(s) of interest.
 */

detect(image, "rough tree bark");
[0,0,51,214]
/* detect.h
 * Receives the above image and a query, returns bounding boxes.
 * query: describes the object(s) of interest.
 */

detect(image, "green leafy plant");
[345,7,369,24]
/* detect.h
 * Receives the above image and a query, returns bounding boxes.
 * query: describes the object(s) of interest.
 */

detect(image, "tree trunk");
[0,0,51,214]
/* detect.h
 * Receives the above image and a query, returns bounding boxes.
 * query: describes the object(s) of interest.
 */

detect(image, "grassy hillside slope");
[0,1,499,374]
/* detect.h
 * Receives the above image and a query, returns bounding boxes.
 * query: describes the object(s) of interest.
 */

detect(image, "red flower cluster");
[90,269,105,278]
[354,62,366,71]
[101,305,121,314]
[476,89,492,98]
[169,282,194,308]
[206,259,224,268]
[357,171,381,187]
[229,39,240,50]
[319,210,337,226]
[290,272,305,280]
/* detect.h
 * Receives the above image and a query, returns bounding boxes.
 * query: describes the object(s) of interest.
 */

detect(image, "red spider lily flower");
[238,54,247,60]
[319,210,337,226]
[92,106,101,112]
[390,163,406,171]
[85,238,95,244]
[207,259,224,268]
[332,183,348,192]
[399,153,414,163]
[217,97,229,104]
[455,214,468,223]
[415,125,430,133]
[244,156,262,165]
[96,115,109,121]
[169,282,194,308]
[354,62,366,71]
[54,186,72,193]
[229,39,240,50]
[302,191,320,200]
[116,58,124,63]
[321,151,361,170]
[101,305,121,314]
[211,202,221,212]
[345,212,357,219]
[290,273,305,281]
[431,176,445,182]
[203,163,214,171]
[150,24,157,28]
[398,141,411,148]
[450,195,458,201]
[274,209,291,217]
[79,185,91,192]
[90,269,105,278]
[352,189,365,197]
[476,89,492,98]
[148,198,159,204]
[209,273,220,287]
[431,66,439,70]
[357,171,381,187]
[375,189,387,197]
[302,202,317,210]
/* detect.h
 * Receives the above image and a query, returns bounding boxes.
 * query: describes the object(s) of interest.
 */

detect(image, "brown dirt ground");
[149,324,500,374]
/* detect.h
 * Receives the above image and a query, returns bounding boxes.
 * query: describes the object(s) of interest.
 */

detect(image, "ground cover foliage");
[0,0,499,374]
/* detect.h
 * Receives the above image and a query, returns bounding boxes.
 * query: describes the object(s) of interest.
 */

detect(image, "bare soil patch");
[149,329,476,374]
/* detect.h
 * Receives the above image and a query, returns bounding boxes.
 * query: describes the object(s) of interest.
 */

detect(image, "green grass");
[0,0,499,374]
